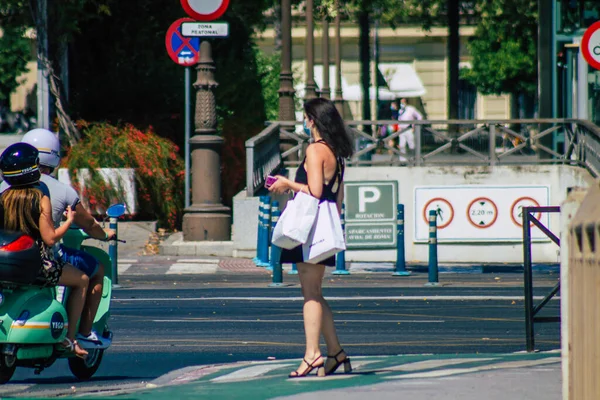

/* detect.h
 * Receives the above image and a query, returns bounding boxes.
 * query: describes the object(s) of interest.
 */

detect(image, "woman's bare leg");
[79,263,104,335]
[58,264,89,357]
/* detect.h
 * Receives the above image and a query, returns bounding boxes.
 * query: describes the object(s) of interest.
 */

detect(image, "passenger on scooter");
[16,129,115,350]
[0,143,89,358]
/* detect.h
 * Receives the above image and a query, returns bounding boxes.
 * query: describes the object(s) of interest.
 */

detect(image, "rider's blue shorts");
[58,245,99,278]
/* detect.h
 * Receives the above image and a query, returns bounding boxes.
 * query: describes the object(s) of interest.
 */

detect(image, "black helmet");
[0,143,41,187]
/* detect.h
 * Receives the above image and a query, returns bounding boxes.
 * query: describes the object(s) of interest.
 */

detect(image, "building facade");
[255,22,512,121]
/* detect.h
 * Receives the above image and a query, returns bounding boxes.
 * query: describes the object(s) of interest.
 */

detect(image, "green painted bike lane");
[97,351,560,400]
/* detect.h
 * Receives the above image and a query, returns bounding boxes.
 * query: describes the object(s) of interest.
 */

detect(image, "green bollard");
[425,209,439,286]
[393,204,411,276]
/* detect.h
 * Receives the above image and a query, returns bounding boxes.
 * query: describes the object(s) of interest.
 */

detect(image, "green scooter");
[0,203,126,383]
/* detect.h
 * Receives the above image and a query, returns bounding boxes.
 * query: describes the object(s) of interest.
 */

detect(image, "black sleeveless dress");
[280,140,345,267]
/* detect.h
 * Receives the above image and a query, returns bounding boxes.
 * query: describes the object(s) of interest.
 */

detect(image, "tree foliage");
[0,24,29,107]
[460,0,537,96]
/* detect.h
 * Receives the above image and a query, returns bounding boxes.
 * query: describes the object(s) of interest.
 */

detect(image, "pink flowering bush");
[62,121,184,229]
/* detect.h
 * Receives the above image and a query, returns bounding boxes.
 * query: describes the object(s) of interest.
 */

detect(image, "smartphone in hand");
[265,175,278,188]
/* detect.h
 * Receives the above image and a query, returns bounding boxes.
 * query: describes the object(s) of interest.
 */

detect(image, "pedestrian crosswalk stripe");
[211,363,294,383]
[385,358,497,372]
[166,263,219,274]
[119,259,138,263]
[117,264,132,273]
[385,357,560,380]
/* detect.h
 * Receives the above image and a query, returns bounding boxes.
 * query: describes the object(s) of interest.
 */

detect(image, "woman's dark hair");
[304,98,353,159]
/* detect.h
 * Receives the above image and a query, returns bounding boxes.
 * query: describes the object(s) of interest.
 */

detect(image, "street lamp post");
[322,17,331,100]
[304,0,318,100]
[182,41,231,241]
[278,0,295,121]
[333,0,344,117]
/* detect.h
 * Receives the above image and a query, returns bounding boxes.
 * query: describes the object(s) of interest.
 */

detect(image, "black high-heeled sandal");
[325,349,352,375]
[288,355,325,378]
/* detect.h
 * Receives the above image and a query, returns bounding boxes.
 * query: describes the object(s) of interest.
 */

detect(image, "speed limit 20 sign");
[582,21,600,70]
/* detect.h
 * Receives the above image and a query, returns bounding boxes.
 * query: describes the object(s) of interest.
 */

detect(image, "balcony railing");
[245,119,600,196]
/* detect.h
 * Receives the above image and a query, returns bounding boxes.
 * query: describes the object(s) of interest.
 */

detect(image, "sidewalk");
[104,351,561,399]
[108,222,560,283]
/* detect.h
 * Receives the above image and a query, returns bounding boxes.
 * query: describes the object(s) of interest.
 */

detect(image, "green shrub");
[62,121,184,229]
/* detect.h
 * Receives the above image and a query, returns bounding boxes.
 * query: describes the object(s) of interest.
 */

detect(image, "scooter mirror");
[106,203,127,218]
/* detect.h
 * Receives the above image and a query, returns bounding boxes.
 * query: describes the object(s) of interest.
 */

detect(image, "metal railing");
[522,206,561,352]
[245,119,600,196]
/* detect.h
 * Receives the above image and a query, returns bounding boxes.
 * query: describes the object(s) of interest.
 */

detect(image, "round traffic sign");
[181,0,229,22]
[510,197,541,227]
[582,21,600,70]
[423,198,454,229]
[165,18,200,66]
[467,197,498,229]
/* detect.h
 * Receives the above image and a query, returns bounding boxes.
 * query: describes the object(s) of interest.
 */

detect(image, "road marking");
[166,263,219,274]
[211,363,294,383]
[385,357,561,380]
[118,263,132,273]
[385,358,497,371]
[114,295,559,302]
[177,259,220,264]
[150,319,445,323]
[119,259,138,263]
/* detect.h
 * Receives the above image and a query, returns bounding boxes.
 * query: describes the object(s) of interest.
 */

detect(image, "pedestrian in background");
[397,98,423,162]
[268,98,353,378]
[385,101,400,153]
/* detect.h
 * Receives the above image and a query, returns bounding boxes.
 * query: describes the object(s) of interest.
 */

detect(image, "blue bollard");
[269,201,285,287]
[333,204,350,275]
[425,209,439,286]
[393,204,411,276]
[109,215,119,287]
[257,197,272,267]
[288,263,298,275]
[253,196,265,266]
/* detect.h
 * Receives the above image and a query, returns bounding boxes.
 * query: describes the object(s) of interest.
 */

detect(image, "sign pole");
[184,66,191,209]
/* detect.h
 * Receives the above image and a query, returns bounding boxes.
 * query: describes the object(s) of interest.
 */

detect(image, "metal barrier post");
[288,263,298,275]
[253,196,265,266]
[109,216,119,286]
[393,204,411,276]
[425,210,439,286]
[258,197,272,267]
[522,207,535,352]
[333,204,349,275]
[269,201,284,286]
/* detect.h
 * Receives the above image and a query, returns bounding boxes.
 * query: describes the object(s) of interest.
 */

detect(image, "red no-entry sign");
[582,21,600,70]
[181,0,229,22]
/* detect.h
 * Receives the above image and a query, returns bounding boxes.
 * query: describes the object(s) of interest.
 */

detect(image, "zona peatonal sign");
[344,181,398,249]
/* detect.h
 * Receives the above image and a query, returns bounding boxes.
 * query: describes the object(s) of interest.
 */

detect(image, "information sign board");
[344,181,398,249]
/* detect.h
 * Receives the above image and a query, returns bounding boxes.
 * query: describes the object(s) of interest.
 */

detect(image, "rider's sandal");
[288,355,325,378]
[59,338,88,359]
[325,349,352,375]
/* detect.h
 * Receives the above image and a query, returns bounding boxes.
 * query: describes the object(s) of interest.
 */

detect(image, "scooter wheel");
[68,349,104,381]
[0,354,16,384]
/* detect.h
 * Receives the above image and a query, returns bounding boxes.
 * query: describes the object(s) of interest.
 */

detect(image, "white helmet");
[22,128,61,168]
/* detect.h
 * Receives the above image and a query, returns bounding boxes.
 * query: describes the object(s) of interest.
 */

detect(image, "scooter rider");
[1,129,116,349]
[0,142,89,359]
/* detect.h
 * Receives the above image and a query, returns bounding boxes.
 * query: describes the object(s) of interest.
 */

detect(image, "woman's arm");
[38,196,75,246]
[267,144,325,198]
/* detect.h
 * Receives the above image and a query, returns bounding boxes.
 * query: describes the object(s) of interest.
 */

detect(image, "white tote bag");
[272,192,319,250]
[302,201,346,264]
